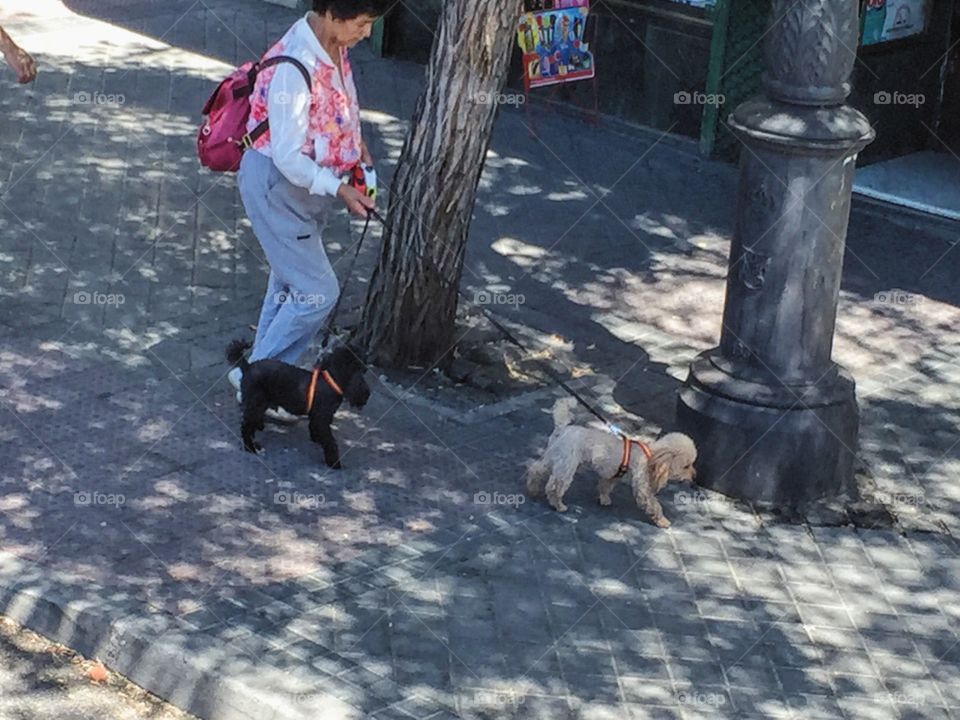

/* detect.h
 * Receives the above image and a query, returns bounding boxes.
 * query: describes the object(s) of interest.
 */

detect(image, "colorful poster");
[517,3,594,89]
[522,1,588,10]
[862,0,929,45]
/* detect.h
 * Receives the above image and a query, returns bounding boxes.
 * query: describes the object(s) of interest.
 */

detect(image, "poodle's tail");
[226,339,252,372]
[551,397,577,430]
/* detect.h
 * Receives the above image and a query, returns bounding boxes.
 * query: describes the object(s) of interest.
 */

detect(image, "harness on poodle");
[305,368,344,412]
[614,436,653,478]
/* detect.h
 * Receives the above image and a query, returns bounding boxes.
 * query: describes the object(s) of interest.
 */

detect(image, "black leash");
[320,210,372,348]
[361,209,625,436]
[465,290,622,433]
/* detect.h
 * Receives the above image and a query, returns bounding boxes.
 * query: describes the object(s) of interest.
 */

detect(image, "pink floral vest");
[246,26,362,176]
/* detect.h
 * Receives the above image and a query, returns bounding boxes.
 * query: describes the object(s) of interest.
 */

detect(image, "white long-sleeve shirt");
[246,15,363,197]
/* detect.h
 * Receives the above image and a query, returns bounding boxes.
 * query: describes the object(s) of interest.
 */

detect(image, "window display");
[862,0,930,45]
[518,1,594,89]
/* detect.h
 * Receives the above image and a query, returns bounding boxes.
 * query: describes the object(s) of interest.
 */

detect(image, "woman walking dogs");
[229,1,389,420]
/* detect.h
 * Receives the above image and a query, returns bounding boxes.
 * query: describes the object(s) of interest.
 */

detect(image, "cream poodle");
[526,399,698,528]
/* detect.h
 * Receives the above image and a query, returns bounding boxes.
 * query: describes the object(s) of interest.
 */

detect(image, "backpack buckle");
[239,133,254,150]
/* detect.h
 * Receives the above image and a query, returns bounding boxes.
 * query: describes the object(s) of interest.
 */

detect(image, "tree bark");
[360,0,522,369]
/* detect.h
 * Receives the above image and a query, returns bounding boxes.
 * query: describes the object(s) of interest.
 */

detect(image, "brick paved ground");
[1,1,960,718]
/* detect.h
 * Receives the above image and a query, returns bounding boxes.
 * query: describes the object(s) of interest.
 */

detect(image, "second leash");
[362,208,625,436]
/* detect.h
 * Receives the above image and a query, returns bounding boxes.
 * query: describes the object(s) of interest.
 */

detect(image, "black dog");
[226,340,370,468]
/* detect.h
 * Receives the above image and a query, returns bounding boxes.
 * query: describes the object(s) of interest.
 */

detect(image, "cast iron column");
[676,0,874,506]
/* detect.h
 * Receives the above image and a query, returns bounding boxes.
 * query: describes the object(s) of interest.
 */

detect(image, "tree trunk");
[360,0,521,369]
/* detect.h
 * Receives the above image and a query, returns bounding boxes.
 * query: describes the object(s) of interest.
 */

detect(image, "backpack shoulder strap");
[259,55,312,90]
[232,55,312,100]
[239,56,313,148]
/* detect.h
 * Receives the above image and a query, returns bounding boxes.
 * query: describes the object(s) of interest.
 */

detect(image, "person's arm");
[0,24,37,84]
[267,64,372,217]
[267,64,340,196]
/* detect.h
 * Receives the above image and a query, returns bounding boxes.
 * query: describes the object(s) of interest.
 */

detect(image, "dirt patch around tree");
[0,616,196,720]
[371,306,595,415]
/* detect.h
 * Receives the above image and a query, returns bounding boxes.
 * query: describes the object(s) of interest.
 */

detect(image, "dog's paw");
[598,495,612,506]
[551,502,568,513]
[326,459,343,470]
[654,516,671,529]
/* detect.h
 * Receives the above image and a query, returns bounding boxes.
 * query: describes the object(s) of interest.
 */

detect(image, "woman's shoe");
[265,406,301,424]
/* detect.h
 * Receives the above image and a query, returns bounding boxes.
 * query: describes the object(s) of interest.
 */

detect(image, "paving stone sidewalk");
[1,1,960,719]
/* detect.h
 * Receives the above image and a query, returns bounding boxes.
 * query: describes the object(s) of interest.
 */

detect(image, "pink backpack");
[197,56,311,173]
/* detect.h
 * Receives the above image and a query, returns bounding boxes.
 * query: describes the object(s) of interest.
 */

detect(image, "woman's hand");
[8,46,38,84]
[0,30,37,84]
[337,182,375,219]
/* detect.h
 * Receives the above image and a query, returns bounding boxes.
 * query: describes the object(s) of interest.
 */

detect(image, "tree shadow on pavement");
[2,2,959,719]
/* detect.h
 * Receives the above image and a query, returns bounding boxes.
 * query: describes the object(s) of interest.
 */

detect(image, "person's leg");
[238,151,287,363]
[248,249,339,364]
[238,150,339,366]
[253,270,286,349]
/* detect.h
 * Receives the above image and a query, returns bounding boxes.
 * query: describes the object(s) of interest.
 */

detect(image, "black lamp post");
[676,0,875,506]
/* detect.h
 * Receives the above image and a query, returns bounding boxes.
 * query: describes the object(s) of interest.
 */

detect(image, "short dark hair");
[313,0,392,20]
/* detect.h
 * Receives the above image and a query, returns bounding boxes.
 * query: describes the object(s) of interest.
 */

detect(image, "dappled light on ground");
[1,1,959,718]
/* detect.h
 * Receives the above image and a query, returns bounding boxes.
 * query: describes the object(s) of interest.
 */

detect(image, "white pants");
[237,150,340,365]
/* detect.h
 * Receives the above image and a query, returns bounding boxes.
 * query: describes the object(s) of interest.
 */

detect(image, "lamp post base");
[677,352,859,507]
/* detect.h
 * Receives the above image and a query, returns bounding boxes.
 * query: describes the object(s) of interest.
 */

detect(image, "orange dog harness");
[613,436,653,478]
[305,368,344,413]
